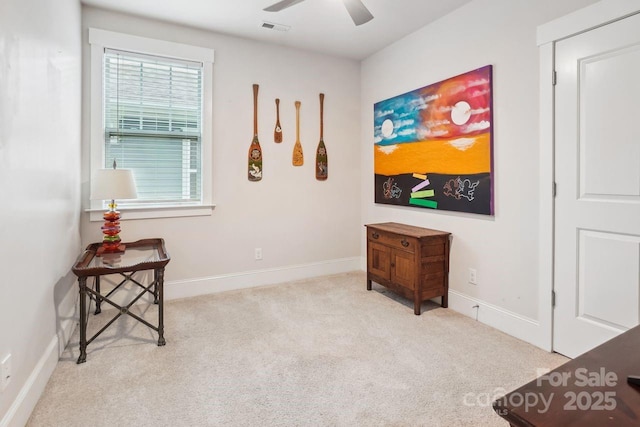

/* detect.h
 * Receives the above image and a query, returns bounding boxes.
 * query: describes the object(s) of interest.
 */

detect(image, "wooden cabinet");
[365,222,451,315]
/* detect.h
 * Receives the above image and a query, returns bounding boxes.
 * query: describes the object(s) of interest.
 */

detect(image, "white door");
[554,12,640,358]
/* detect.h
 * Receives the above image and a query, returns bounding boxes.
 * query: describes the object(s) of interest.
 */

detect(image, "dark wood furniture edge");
[365,222,451,238]
[493,324,640,426]
[492,403,536,427]
[72,238,170,276]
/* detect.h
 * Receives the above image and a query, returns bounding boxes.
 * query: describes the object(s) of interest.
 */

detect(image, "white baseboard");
[0,337,58,427]
[165,257,362,300]
[1,280,78,427]
[447,289,545,349]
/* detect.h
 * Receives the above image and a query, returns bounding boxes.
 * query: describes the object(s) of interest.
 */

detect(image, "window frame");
[88,28,215,221]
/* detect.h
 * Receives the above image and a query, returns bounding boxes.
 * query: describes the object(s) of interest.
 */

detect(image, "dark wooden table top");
[493,325,640,426]
[71,238,170,277]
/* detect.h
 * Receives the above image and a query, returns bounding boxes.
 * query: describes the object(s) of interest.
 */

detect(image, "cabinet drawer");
[368,230,416,253]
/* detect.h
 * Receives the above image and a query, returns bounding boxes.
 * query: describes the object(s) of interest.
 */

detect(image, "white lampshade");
[91,168,138,200]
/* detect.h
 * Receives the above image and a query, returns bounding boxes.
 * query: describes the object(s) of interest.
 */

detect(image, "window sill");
[87,203,216,222]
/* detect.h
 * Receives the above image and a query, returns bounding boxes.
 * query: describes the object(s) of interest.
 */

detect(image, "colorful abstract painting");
[374,65,494,215]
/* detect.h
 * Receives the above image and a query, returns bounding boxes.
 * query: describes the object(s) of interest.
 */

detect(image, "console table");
[71,238,170,363]
[365,222,451,315]
[493,325,640,426]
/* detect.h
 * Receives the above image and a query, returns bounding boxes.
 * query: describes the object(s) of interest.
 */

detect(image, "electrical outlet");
[469,268,478,285]
[1,354,11,391]
[254,248,263,260]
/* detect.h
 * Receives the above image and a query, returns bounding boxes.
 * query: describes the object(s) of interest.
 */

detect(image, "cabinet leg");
[442,292,448,308]
[367,279,372,291]
[414,299,421,315]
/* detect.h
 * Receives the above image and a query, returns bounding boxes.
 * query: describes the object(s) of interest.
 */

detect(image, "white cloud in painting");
[449,138,476,151]
[448,85,467,95]
[375,109,394,119]
[437,105,453,113]
[397,129,416,137]
[374,135,383,143]
[426,119,450,127]
[395,119,415,128]
[377,144,399,155]
[463,121,490,133]
[417,94,440,109]
[471,89,490,97]
[424,94,439,103]
[471,107,490,115]
[466,78,489,88]
[408,94,440,111]
[408,98,425,109]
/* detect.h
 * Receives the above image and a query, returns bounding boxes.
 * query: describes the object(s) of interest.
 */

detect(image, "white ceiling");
[81,0,473,60]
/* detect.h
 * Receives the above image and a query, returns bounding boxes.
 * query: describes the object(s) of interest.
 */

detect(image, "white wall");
[80,7,362,296]
[360,0,598,347]
[0,0,81,425]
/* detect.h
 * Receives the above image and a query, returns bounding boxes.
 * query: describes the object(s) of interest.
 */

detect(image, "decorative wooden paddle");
[248,84,263,181]
[315,93,328,180]
[292,101,304,166]
[274,98,282,143]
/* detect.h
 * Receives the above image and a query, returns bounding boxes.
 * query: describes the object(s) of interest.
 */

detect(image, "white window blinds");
[103,48,203,205]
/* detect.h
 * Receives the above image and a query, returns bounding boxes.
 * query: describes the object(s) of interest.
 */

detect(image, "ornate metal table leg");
[153,269,159,304]
[94,275,102,314]
[157,268,166,346]
[77,277,87,364]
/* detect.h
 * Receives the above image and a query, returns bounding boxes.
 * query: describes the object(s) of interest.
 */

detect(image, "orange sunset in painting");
[373,65,494,215]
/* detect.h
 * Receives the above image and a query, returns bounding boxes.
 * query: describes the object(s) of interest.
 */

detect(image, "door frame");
[537,0,640,351]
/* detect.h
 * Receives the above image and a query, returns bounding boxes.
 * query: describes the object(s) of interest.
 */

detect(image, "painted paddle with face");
[274,98,283,143]
[315,93,328,180]
[248,84,263,181]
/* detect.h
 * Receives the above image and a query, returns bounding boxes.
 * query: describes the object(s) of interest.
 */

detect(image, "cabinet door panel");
[391,249,415,290]
[421,243,444,257]
[368,241,391,280]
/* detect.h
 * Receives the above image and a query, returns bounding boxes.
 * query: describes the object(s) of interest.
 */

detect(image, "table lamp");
[90,161,138,255]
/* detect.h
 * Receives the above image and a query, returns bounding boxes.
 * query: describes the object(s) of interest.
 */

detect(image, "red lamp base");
[97,204,127,256]
[96,244,126,256]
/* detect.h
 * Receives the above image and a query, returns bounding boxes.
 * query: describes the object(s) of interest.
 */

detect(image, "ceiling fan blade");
[263,0,306,12]
[343,0,374,26]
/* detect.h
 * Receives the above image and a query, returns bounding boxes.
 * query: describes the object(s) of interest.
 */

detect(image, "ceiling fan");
[263,0,374,26]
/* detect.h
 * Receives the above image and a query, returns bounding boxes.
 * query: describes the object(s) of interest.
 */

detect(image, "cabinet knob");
[372,232,379,239]
[401,239,409,247]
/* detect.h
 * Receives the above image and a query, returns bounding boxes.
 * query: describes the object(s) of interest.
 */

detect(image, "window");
[104,50,202,204]
[89,29,214,220]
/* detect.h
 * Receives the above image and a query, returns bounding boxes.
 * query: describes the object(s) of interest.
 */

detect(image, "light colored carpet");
[27,271,567,426]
